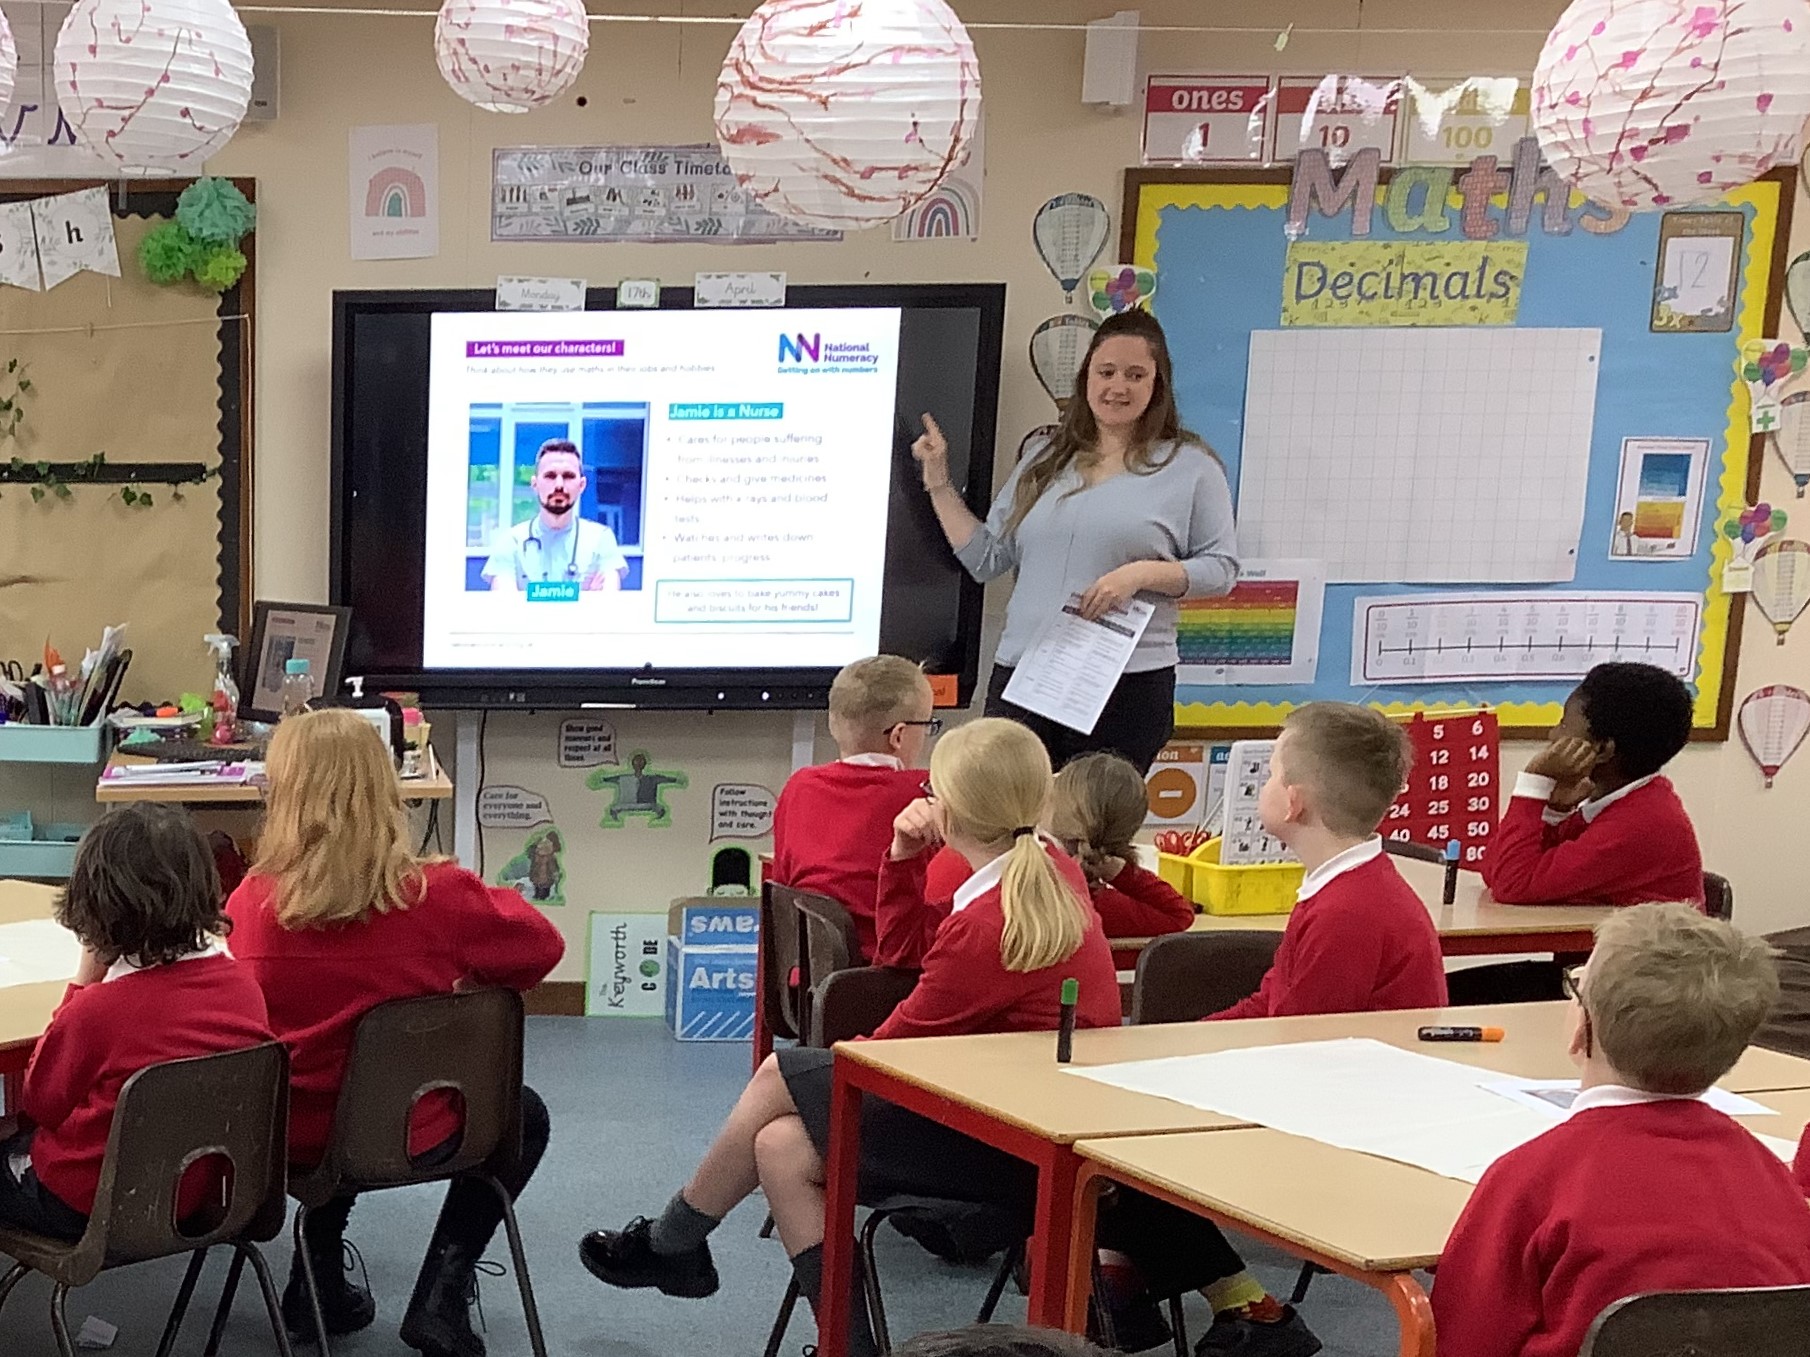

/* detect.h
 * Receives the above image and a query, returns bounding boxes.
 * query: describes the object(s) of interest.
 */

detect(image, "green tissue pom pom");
[139,222,199,284]
[192,245,247,292]
[175,177,256,246]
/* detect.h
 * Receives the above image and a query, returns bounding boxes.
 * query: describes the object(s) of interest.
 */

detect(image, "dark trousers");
[0,1131,88,1242]
[1098,1186,1247,1299]
[986,664,1176,776]
[301,1084,550,1263]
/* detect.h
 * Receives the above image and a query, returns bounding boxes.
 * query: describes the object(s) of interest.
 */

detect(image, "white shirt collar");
[1297,836,1383,902]
[1570,1082,1702,1114]
[1577,774,1658,823]
[104,935,231,983]
[840,753,904,770]
[952,851,1011,913]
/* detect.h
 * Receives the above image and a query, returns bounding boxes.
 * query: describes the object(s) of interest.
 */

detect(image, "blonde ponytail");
[930,719,1089,974]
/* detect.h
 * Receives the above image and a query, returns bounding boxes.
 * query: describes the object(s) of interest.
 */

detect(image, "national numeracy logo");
[776,332,881,375]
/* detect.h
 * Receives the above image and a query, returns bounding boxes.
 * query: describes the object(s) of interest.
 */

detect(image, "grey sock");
[790,1242,878,1357]
[646,1192,720,1257]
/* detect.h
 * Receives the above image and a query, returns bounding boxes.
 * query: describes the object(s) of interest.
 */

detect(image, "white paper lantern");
[435,0,589,114]
[1532,0,1810,210]
[55,0,252,175]
[0,11,17,131]
[714,0,981,230]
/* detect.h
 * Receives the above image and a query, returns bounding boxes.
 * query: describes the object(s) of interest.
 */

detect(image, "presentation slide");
[421,308,902,670]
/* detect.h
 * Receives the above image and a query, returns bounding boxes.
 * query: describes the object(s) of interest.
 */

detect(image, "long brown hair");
[255,708,424,928]
[1049,752,1149,887]
[1008,309,1205,533]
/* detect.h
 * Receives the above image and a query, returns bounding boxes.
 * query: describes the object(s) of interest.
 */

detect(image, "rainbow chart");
[1175,561,1324,686]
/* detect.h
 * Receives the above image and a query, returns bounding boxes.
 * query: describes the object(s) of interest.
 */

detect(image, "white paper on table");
[0,918,80,989]
[1481,1077,1773,1120]
[1003,595,1155,736]
[1066,1037,1560,1183]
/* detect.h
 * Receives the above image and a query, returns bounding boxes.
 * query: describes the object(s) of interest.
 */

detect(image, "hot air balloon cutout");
[1086,264,1157,319]
[1786,251,1810,339]
[1029,314,1099,411]
[1738,683,1810,788]
[1752,539,1810,644]
[1737,339,1809,435]
[1033,193,1110,301]
[1772,391,1810,498]
[1720,501,1788,592]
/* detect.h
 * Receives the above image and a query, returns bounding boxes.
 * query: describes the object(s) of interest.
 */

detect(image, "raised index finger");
[921,412,945,442]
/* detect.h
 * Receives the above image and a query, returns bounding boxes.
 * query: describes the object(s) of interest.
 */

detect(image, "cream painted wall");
[195,0,1810,979]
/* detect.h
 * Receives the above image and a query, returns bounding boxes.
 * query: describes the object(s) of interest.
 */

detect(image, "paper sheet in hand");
[1066,1037,1559,1183]
[1002,595,1155,735]
[0,918,79,989]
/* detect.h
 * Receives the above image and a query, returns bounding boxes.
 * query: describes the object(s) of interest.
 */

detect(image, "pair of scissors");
[1155,828,1212,856]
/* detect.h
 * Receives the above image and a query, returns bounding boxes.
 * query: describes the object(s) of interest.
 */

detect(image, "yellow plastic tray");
[1185,838,1303,916]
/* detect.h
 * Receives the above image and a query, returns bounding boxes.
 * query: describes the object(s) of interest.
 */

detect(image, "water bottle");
[280,657,314,720]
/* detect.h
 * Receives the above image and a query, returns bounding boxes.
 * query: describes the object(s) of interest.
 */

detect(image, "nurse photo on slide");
[483,438,630,592]
[912,308,1239,774]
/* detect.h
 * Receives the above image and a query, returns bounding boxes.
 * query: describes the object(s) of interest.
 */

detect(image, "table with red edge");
[813,1006,1810,1356]
[0,880,68,1114]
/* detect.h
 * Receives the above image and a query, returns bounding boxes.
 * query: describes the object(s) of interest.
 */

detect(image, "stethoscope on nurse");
[486,441,625,592]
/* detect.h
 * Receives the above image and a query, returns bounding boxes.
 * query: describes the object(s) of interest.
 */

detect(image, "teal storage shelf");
[0,823,84,879]
[0,725,108,765]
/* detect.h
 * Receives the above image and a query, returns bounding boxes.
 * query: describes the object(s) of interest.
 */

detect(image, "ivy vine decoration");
[0,358,31,440]
[0,452,218,507]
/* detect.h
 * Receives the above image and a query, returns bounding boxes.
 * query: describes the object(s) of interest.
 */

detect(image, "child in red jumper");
[1437,903,1810,1357]
[771,655,938,962]
[1212,702,1447,1022]
[227,709,564,1357]
[0,804,272,1241]
[580,719,1123,1357]
[1481,661,1703,907]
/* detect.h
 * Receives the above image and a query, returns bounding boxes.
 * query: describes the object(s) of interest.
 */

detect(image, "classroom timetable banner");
[491,145,843,244]
[1281,241,1527,326]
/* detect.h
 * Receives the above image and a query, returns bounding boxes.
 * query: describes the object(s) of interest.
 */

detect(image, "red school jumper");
[24,951,273,1215]
[870,845,1121,1039]
[771,758,927,963]
[920,844,1193,943]
[1210,842,1446,1020]
[1435,1097,1810,1357]
[226,862,564,1166]
[1480,772,1704,907]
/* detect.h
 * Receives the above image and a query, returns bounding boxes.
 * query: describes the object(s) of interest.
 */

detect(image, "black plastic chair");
[762,881,809,1045]
[1129,931,1283,1025]
[794,888,865,1038]
[253,988,547,1357]
[764,965,1025,1357]
[1704,870,1735,921]
[1580,1286,1810,1355]
[0,1042,294,1357]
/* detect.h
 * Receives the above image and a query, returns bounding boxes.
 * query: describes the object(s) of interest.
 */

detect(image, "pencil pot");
[1187,839,1303,916]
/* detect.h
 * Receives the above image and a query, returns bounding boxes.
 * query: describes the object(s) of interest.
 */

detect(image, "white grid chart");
[1238,328,1602,583]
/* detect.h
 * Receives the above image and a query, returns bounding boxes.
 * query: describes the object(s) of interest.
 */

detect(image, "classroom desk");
[813,1003,1810,1356]
[94,747,454,805]
[0,879,67,1110]
[1059,1090,1810,1357]
[1109,856,1611,959]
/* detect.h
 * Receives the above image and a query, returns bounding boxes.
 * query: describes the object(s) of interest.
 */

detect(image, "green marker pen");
[1057,977,1079,1064]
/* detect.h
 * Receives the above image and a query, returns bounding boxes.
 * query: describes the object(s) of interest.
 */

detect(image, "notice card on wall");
[349,124,439,261]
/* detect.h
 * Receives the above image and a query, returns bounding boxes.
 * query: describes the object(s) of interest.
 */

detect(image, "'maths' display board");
[1125,162,1791,737]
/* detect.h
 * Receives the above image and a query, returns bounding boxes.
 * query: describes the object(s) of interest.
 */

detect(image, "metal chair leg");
[154,1249,210,1357]
[239,1242,300,1357]
[200,1247,248,1357]
[1289,1261,1321,1305]
[0,1260,29,1322]
[49,1281,76,1357]
[1168,1294,1188,1357]
[858,1210,891,1355]
[293,1202,332,1354]
[763,1277,802,1357]
[1090,1260,1119,1350]
[483,1177,549,1357]
[976,1241,1022,1324]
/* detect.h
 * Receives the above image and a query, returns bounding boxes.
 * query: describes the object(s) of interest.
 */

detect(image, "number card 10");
[1383,712,1500,866]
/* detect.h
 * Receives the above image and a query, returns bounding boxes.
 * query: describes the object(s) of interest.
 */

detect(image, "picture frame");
[241,601,351,722]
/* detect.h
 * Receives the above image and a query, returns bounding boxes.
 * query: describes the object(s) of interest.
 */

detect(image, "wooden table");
[1110,856,1612,959]
[95,747,453,805]
[813,1004,1810,1356]
[0,880,69,1109]
[1061,1090,1810,1357]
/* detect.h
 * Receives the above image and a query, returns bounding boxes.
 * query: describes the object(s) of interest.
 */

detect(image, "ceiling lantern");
[434,0,590,114]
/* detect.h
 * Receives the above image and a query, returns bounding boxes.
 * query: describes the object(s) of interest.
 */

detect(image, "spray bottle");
[204,633,240,745]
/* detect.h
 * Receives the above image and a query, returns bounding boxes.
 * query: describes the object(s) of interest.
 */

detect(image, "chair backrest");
[1579,1286,1810,1356]
[300,988,523,1201]
[808,967,920,1047]
[760,881,805,1042]
[1382,837,1444,864]
[790,886,863,1002]
[1129,931,1282,1025]
[85,1042,290,1277]
[1703,870,1735,921]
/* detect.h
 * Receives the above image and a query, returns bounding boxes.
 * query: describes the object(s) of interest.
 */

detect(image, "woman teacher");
[912,309,1237,774]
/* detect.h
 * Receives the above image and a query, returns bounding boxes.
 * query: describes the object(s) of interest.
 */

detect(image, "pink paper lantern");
[714,0,982,230]
[434,0,589,114]
[54,0,253,175]
[1533,0,1810,210]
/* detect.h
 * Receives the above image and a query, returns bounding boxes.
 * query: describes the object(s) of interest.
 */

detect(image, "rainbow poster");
[1175,558,1325,685]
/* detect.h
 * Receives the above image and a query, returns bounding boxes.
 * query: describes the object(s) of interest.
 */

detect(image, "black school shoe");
[1194,1305,1322,1357]
[280,1244,378,1338]
[1091,1289,1175,1353]
[579,1217,720,1298]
